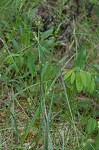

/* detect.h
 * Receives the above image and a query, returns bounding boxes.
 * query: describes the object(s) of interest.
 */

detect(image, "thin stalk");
[60,72,80,149]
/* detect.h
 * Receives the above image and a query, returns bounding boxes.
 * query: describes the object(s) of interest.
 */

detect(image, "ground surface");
[0,0,99,150]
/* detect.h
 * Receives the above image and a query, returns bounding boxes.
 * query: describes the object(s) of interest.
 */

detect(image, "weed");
[0,0,99,149]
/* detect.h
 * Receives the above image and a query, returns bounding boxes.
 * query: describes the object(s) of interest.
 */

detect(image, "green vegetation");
[0,0,99,149]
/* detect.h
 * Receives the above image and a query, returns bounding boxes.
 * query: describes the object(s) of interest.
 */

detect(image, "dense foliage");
[0,0,99,149]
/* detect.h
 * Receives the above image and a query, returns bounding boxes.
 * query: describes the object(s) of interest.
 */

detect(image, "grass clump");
[0,0,99,149]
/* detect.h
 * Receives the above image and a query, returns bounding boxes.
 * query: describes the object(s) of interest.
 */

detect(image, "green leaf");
[76,45,86,69]
[76,72,83,92]
[12,39,20,52]
[90,77,95,93]
[27,53,35,76]
[89,0,98,4]
[86,118,97,134]
[71,71,75,84]
[90,64,99,72]
[80,70,86,87]
[86,72,92,91]
[64,70,72,80]
[41,28,54,41]
[96,132,99,148]
[40,44,50,54]
[29,8,38,20]
[72,67,79,71]
[7,57,13,64]
[45,38,55,47]
[18,56,24,68]
[93,6,99,17]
